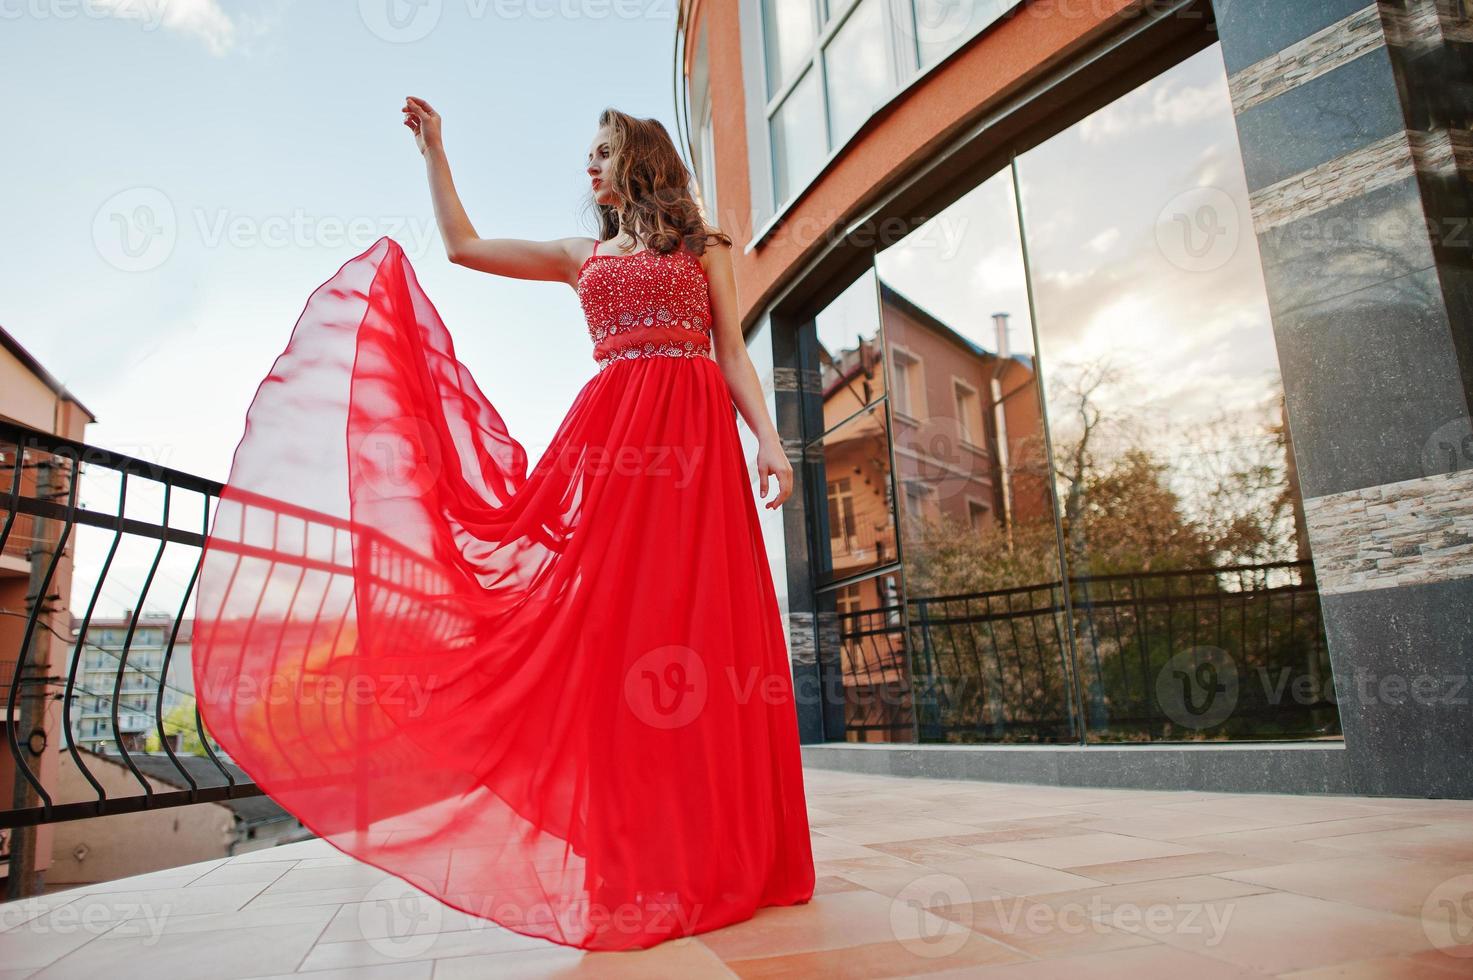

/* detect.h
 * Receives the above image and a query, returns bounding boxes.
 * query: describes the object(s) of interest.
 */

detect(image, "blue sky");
[2,0,684,484]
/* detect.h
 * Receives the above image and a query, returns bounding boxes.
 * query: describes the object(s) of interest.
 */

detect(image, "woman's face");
[586,128,616,207]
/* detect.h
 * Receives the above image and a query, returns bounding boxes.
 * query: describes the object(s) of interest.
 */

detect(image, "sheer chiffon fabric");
[191,236,815,951]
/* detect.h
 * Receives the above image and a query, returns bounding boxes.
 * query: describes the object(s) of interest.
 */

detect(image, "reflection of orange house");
[879,281,1049,533]
[816,282,1049,740]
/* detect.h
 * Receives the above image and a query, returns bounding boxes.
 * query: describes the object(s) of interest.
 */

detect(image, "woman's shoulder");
[691,224,732,265]
[695,222,729,245]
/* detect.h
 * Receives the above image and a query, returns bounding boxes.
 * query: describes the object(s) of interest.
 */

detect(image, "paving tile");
[1216,855,1473,918]
[966,832,1206,869]
[1064,849,1271,884]
[723,933,1028,977]
[0,902,131,972]
[928,894,1154,959]
[1021,874,1275,918]
[1305,823,1473,864]
[246,963,433,980]
[30,909,332,980]
[185,860,297,888]
[1103,890,1440,973]
[1167,829,1359,867]
[812,875,869,897]
[1150,796,1394,826]
[317,896,502,944]
[429,936,737,978]
[1069,806,1296,840]
[906,942,1270,978]
[808,834,893,862]
[1282,952,1473,978]
[300,924,549,972]
[697,889,967,961]
[818,818,1006,845]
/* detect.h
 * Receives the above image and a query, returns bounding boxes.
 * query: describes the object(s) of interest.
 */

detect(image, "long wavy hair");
[587,108,733,258]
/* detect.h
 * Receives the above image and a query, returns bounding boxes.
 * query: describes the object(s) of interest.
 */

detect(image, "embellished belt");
[592,324,713,370]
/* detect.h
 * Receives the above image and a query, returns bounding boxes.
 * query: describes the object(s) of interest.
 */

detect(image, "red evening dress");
[190,235,816,951]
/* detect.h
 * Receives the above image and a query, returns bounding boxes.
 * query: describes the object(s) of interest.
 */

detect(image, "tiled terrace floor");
[3,769,1473,978]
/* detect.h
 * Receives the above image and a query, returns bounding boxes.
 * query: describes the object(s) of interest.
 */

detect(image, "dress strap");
[591,239,599,259]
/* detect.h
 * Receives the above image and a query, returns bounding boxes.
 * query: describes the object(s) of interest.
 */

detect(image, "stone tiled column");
[772,327,847,743]
[1214,0,1473,796]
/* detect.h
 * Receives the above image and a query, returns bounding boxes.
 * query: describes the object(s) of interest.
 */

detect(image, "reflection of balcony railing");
[1061,562,1336,742]
[835,601,912,742]
[833,560,1336,744]
[828,522,894,567]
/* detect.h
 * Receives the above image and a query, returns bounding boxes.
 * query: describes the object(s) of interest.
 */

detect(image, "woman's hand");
[755,437,794,510]
[401,96,443,155]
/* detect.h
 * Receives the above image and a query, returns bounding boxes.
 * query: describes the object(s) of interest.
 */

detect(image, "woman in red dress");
[190,101,816,951]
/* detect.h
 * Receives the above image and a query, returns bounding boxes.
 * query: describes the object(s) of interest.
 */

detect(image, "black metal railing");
[837,561,1337,744]
[0,419,453,841]
[1,419,257,834]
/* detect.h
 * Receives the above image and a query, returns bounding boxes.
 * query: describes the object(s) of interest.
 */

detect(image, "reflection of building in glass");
[681,0,1472,798]
[878,284,1050,534]
[815,280,1052,739]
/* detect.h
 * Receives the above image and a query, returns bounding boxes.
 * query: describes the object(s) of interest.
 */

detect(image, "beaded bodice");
[575,241,714,370]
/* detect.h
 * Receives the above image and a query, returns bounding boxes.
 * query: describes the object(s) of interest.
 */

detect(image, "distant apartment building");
[66,612,195,755]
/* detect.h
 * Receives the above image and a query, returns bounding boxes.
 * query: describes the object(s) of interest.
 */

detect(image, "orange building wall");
[683,0,1137,327]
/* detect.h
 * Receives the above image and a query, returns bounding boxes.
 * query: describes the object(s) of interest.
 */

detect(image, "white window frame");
[742,0,1026,251]
[887,342,925,419]
[952,376,982,447]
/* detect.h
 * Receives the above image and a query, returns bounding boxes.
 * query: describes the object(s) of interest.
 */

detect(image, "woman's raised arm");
[402,95,586,284]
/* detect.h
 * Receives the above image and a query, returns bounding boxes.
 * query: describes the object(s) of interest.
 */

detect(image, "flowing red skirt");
[191,236,816,951]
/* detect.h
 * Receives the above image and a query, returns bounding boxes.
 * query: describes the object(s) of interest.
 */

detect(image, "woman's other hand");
[756,438,794,510]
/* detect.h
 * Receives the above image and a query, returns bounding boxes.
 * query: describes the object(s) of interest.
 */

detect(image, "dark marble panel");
[1212,0,1377,75]
[962,748,1063,786]
[1258,173,1435,319]
[1270,262,1460,497]
[794,665,827,743]
[1319,576,1473,799]
[1176,743,1354,795]
[802,744,1364,795]
[1056,747,1192,792]
[1237,46,1404,192]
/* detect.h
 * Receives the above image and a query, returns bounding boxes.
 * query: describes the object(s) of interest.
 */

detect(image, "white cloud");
[90,0,281,57]
[1079,78,1224,145]
[1086,226,1121,255]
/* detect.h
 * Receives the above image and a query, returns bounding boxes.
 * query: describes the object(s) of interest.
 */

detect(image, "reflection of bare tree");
[1051,359,1123,571]
[1177,390,1305,573]
[896,354,1335,744]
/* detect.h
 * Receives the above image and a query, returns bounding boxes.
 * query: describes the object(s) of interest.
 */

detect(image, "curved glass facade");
[799,43,1340,745]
